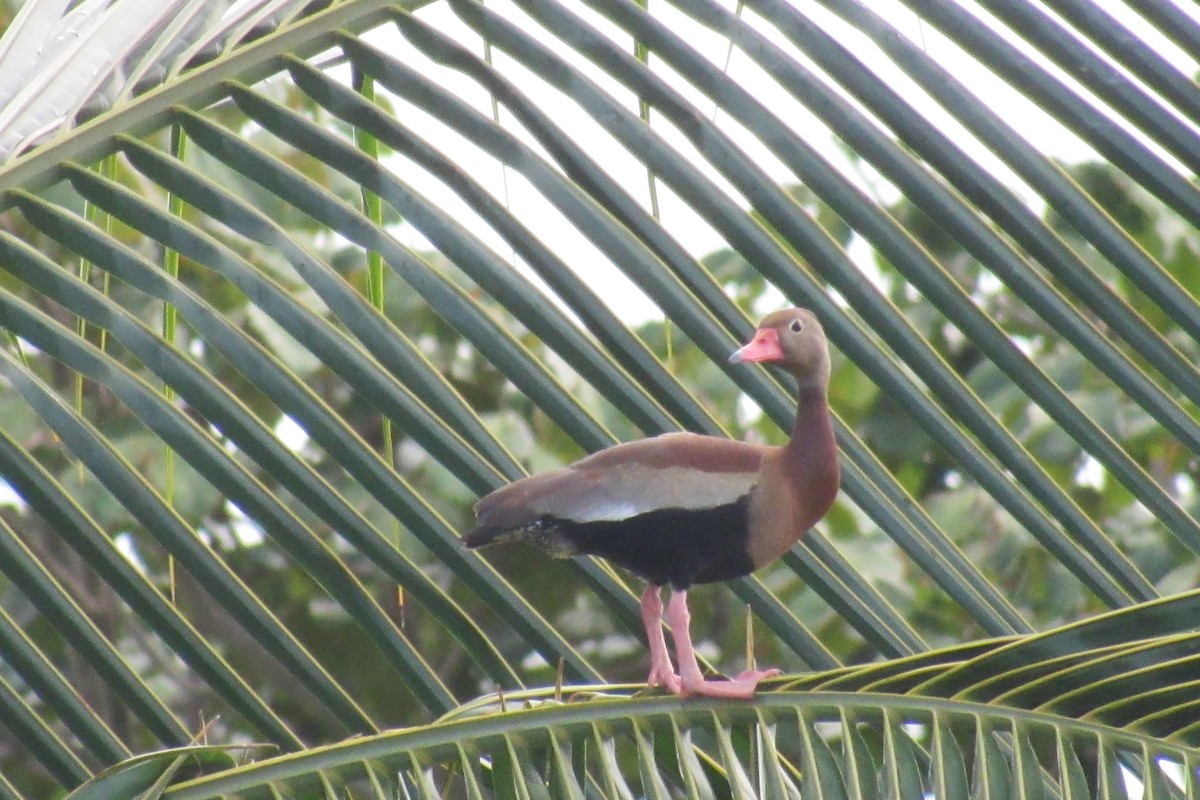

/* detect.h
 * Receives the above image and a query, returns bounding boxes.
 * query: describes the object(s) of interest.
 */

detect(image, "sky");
[348,0,1200,323]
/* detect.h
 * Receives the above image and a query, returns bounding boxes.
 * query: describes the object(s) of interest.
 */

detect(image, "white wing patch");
[533,465,759,523]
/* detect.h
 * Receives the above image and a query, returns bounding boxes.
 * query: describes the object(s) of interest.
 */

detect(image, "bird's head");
[729,308,830,389]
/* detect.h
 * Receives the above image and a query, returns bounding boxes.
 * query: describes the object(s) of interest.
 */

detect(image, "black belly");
[538,495,754,589]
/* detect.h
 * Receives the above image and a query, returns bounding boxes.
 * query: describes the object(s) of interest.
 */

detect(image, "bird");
[461,308,839,698]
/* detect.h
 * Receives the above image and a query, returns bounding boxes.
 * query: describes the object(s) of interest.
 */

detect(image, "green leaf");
[799,710,848,800]
[756,713,801,800]
[1010,722,1045,800]
[1055,732,1091,800]
[880,713,924,800]
[929,714,969,800]
[973,721,1010,800]
[632,722,671,800]
[1097,740,1131,800]
[841,711,880,800]
[64,745,267,800]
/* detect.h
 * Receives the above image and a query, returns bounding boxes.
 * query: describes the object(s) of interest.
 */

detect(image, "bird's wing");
[475,433,767,527]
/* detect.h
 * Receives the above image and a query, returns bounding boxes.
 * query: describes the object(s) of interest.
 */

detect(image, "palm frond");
[0,0,1198,796]
[117,689,1200,799]
[0,0,331,160]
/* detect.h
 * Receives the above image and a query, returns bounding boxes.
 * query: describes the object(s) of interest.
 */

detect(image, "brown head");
[729,308,830,390]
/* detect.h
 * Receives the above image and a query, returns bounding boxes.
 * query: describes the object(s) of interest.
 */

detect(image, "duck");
[462,308,839,698]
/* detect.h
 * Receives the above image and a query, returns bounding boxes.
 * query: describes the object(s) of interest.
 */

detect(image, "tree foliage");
[0,0,1198,797]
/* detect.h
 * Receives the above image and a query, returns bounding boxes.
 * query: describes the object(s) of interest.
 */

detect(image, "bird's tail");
[461,519,580,557]
[460,525,512,549]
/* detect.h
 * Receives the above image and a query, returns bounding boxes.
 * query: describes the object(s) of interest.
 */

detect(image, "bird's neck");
[780,382,839,514]
[785,384,835,464]
[743,382,839,569]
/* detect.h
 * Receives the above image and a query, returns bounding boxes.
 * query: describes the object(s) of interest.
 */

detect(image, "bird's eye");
[790,320,803,332]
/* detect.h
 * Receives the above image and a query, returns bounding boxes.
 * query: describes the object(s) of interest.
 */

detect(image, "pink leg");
[641,584,680,692]
[667,589,780,699]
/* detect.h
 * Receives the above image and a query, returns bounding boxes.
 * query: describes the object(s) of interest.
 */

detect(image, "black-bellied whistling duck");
[462,308,839,698]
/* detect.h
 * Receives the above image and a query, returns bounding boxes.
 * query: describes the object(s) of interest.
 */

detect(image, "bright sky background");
[347,0,1200,323]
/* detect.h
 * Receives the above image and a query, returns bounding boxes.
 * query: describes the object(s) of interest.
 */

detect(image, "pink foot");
[641,585,680,693]
[666,590,779,700]
[680,668,781,699]
[646,663,681,693]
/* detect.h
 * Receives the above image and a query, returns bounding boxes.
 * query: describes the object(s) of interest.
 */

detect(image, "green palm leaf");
[0,0,1198,796]
[131,692,1195,799]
